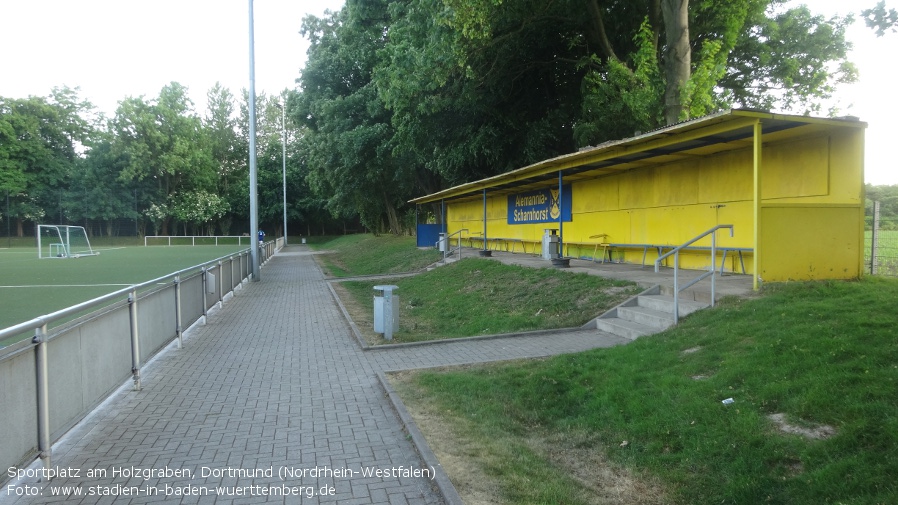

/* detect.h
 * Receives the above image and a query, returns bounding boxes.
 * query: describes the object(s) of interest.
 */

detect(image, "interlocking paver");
[2,246,630,505]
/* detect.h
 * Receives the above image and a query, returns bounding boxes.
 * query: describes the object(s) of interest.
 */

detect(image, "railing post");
[711,231,717,307]
[33,324,52,475]
[201,267,208,322]
[128,289,141,391]
[174,275,183,349]
[217,260,223,307]
[230,255,236,297]
[673,251,679,324]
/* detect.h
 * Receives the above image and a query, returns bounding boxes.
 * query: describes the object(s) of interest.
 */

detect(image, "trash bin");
[373,285,399,340]
[437,233,448,252]
[542,229,559,260]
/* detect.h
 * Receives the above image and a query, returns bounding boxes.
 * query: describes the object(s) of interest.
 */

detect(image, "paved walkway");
[2,246,628,505]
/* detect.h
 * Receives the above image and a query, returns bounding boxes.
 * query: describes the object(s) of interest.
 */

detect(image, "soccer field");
[0,245,248,341]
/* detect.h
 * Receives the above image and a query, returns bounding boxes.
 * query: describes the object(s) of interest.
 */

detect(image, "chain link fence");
[866,201,898,276]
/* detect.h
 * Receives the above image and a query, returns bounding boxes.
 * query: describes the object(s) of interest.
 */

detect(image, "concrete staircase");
[424,253,461,271]
[591,285,708,340]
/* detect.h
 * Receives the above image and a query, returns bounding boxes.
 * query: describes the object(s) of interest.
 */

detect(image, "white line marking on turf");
[0,284,134,288]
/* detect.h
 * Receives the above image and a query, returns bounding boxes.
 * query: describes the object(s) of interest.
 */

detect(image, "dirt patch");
[389,368,669,505]
[330,282,381,346]
[529,431,668,505]
[767,413,836,440]
[311,250,342,277]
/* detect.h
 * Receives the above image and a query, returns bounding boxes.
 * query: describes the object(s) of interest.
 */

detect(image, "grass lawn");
[0,244,247,346]
[391,277,898,504]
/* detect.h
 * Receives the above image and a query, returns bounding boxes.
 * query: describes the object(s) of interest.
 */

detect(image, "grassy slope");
[311,234,639,342]
[401,278,898,504]
[340,258,639,342]
[309,234,442,276]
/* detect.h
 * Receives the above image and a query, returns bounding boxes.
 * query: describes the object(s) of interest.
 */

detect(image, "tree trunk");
[661,0,690,125]
[384,196,401,236]
[585,0,618,61]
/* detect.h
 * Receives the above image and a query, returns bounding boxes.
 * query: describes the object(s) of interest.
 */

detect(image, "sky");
[1,0,897,185]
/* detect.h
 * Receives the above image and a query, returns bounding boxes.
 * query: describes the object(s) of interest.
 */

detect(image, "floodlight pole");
[282,93,288,246]
[248,0,260,281]
[6,190,10,249]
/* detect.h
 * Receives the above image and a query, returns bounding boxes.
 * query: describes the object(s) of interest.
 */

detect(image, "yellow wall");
[445,127,864,280]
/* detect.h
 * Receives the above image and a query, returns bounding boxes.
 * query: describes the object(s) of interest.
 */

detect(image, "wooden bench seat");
[607,243,751,273]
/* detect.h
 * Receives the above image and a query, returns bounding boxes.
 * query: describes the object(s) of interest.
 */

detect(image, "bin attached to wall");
[542,229,559,260]
[373,285,399,340]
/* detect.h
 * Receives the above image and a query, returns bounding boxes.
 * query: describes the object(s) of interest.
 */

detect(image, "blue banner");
[507,185,572,224]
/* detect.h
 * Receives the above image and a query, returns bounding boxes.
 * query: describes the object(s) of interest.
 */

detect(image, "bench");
[679,246,752,274]
[562,234,611,263]
[466,236,528,254]
[607,243,667,267]
[607,243,752,273]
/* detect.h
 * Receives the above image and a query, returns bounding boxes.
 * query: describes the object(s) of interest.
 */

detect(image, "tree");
[0,95,80,235]
[109,82,215,234]
[296,1,417,234]
[204,82,243,234]
[863,1,898,36]
[866,184,898,230]
[67,136,137,236]
[662,0,691,125]
[386,0,856,148]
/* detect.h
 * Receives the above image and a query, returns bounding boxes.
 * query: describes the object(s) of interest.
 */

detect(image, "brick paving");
[2,246,628,505]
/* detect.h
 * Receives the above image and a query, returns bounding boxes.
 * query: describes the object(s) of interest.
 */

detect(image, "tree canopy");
[295,0,857,232]
[0,1,862,238]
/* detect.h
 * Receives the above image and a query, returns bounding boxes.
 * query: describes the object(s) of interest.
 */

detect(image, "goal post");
[37,225,98,258]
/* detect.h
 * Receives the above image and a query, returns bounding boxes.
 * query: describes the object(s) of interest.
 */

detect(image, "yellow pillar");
[858,133,867,277]
[752,120,762,290]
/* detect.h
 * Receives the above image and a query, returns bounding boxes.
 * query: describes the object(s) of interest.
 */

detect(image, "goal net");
[37,225,98,258]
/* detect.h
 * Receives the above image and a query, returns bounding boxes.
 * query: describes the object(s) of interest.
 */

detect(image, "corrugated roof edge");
[409,109,866,204]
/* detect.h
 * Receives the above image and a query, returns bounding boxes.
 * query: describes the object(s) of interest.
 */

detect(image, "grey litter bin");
[437,233,448,252]
[542,229,559,260]
[373,285,399,340]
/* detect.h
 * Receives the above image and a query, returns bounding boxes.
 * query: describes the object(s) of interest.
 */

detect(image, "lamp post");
[248,0,260,281]
[281,94,288,246]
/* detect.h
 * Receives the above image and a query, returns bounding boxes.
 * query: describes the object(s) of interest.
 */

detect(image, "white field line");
[0,283,134,288]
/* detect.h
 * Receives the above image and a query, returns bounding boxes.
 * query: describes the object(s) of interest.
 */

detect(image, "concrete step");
[617,304,675,329]
[424,255,460,271]
[591,286,710,340]
[637,294,707,319]
[596,316,659,340]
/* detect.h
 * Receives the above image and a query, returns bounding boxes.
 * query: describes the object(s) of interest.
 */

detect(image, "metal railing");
[0,244,283,483]
[442,229,468,261]
[654,225,734,324]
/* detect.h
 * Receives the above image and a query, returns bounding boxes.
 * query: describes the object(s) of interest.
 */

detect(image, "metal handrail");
[441,229,468,260]
[654,225,734,324]
[0,248,253,342]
